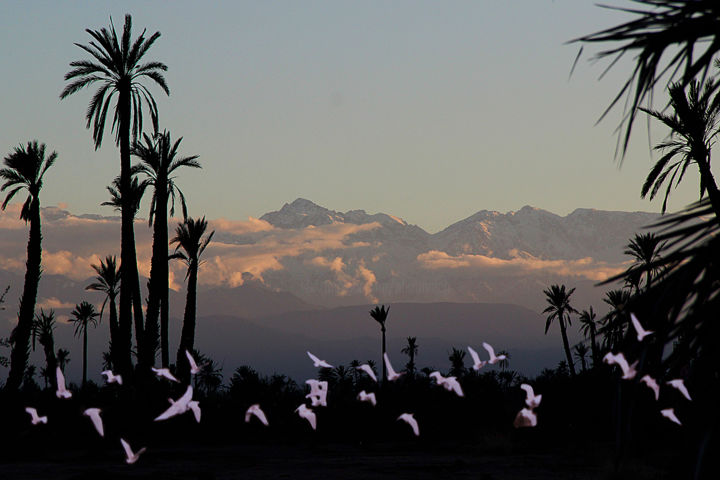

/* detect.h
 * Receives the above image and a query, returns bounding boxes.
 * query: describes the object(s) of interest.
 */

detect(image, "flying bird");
[429,371,464,397]
[383,353,404,381]
[152,367,179,383]
[154,385,194,421]
[467,346,487,370]
[356,364,378,383]
[630,313,653,342]
[188,400,201,423]
[357,390,377,406]
[640,375,660,401]
[397,413,419,436]
[513,408,538,428]
[305,379,329,407]
[101,370,123,385]
[520,384,542,408]
[661,408,682,426]
[245,404,269,426]
[667,379,692,401]
[295,404,317,430]
[185,350,206,375]
[603,352,637,380]
[482,342,507,365]
[56,367,72,399]
[307,351,333,369]
[120,438,146,464]
[83,408,104,437]
[25,407,47,425]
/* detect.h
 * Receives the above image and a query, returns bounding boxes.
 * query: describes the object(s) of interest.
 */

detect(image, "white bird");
[630,313,653,342]
[513,408,538,428]
[120,438,146,464]
[356,364,378,383]
[482,342,507,365]
[154,385,194,421]
[397,413,419,436]
[307,351,333,369]
[383,353,404,381]
[245,404,269,426]
[603,352,637,380]
[188,400,201,423]
[429,372,464,397]
[25,407,47,425]
[185,350,206,375]
[667,379,692,401]
[305,379,329,407]
[520,384,542,408]
[83,408,104,437]
[640,375,660,401]
[467,346,487,370]
[295,404,317,430]
[357,390,377,407]
[101,370,123,385]
[55,367,72,399]
[660,408,682,426]
[152,367,179,383]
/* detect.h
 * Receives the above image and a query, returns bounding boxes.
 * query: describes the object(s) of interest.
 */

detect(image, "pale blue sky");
[0,1,702,233]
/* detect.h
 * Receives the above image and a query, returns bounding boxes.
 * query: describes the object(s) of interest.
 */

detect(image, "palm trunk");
[381,325,387,384]
[177,261,198,382]
[590,329,599,368]
[42,337,57,391]
[160,200,170,368]
[129,239,145,367]
[118,85,134,378]
[145,174,168,367]
[5,197,42,392]
[108,296,120,372]
[559,319,576,377]
[697,148,720,219]
[82,326,88,388]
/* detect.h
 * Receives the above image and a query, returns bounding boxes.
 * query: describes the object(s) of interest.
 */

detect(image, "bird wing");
[467,346,481,365]
[358,364,377,382]
[482,342,496,360]
[307,351,320,365]
[367,393,377,406]
[154,403,182,421]
[177,385,194,407]
[25,407,36,419]
[520,383,534,398]
[384,353,396,377]
[255,407,269,426]
[120,438,133,458]
[185,350,198,370]
[56,367,66,391]
[189,402,201,423]
[87,410,104,437]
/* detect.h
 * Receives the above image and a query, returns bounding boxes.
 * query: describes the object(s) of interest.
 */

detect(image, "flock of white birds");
[20,314,690,465]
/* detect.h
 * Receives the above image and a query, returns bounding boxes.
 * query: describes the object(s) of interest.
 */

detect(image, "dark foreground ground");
[0,440,682,480]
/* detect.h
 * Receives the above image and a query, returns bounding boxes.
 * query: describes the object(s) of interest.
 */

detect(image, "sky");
[0,0,704,234]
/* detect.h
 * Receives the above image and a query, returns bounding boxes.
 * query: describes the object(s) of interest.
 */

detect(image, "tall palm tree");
[86,255,121,372]
[448,347,466,378]
[1,141,57,392]
[172,216,214,381]
[401,336,418,377]
[61,14,169,380]
[573,1,720,157]
[133,130,200,367]
[31,309,58,390]
[624,233,666,291]
[579,307,600,367]
[600,289,632,351]
[640,80,720,217]
[574,343,589,373]
[542,284,577,378]
[369,305,390,384]
[69,301,100,388]
[102,175,148,369]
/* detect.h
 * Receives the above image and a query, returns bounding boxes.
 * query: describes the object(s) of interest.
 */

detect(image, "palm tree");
[1,141,57,392]
[61,14,169,381]
[191,350,223,396]
[172,216,214,381]
[401,336,418,377]
[574,343,589,373]
[369,305,390,384]
[56,348,71,373]
[542,284,577,377]
[86,255,121,372]
[448,347,466,378]
[69,301,100,388]
[497,350,510,372]
[102,175,148,369]
[624,233,666,291]
[573,1,720,157]
[640,80,720,217]
[133,130,200,368]
[31,310,58,390]
[600,289,631,351]
[579,307,600,367]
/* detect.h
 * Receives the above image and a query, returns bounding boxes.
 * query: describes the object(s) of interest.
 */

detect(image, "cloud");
[35,297,75,310]
[211,217,274,235]
[417,250,627,282]
[357,261,378,303]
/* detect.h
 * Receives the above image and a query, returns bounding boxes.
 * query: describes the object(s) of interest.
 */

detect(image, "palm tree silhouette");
[69,301,100,388]
[86,255,121,372]
[624,233,665,291]
[61,14,168,381]
[102,175,148,369]
[369,305,390,384]
[401,336,418,377]
[497,350,510,372]
[56,348,71,373]
[600,289,631,351]
[1,141,57,392]
[133,130,200,368]
[640,79,720,216]
[172,216,214,381]
[31,310,58,390]
[542,284,578,378]
[573,343,589,373]
[574,2,720,156]
[448,347,466,378]
[579,307,600,368]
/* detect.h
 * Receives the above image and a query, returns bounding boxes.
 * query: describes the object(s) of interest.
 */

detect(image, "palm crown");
[86,255,121,320]
[171,216,214,270]
[0,141,57,221]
